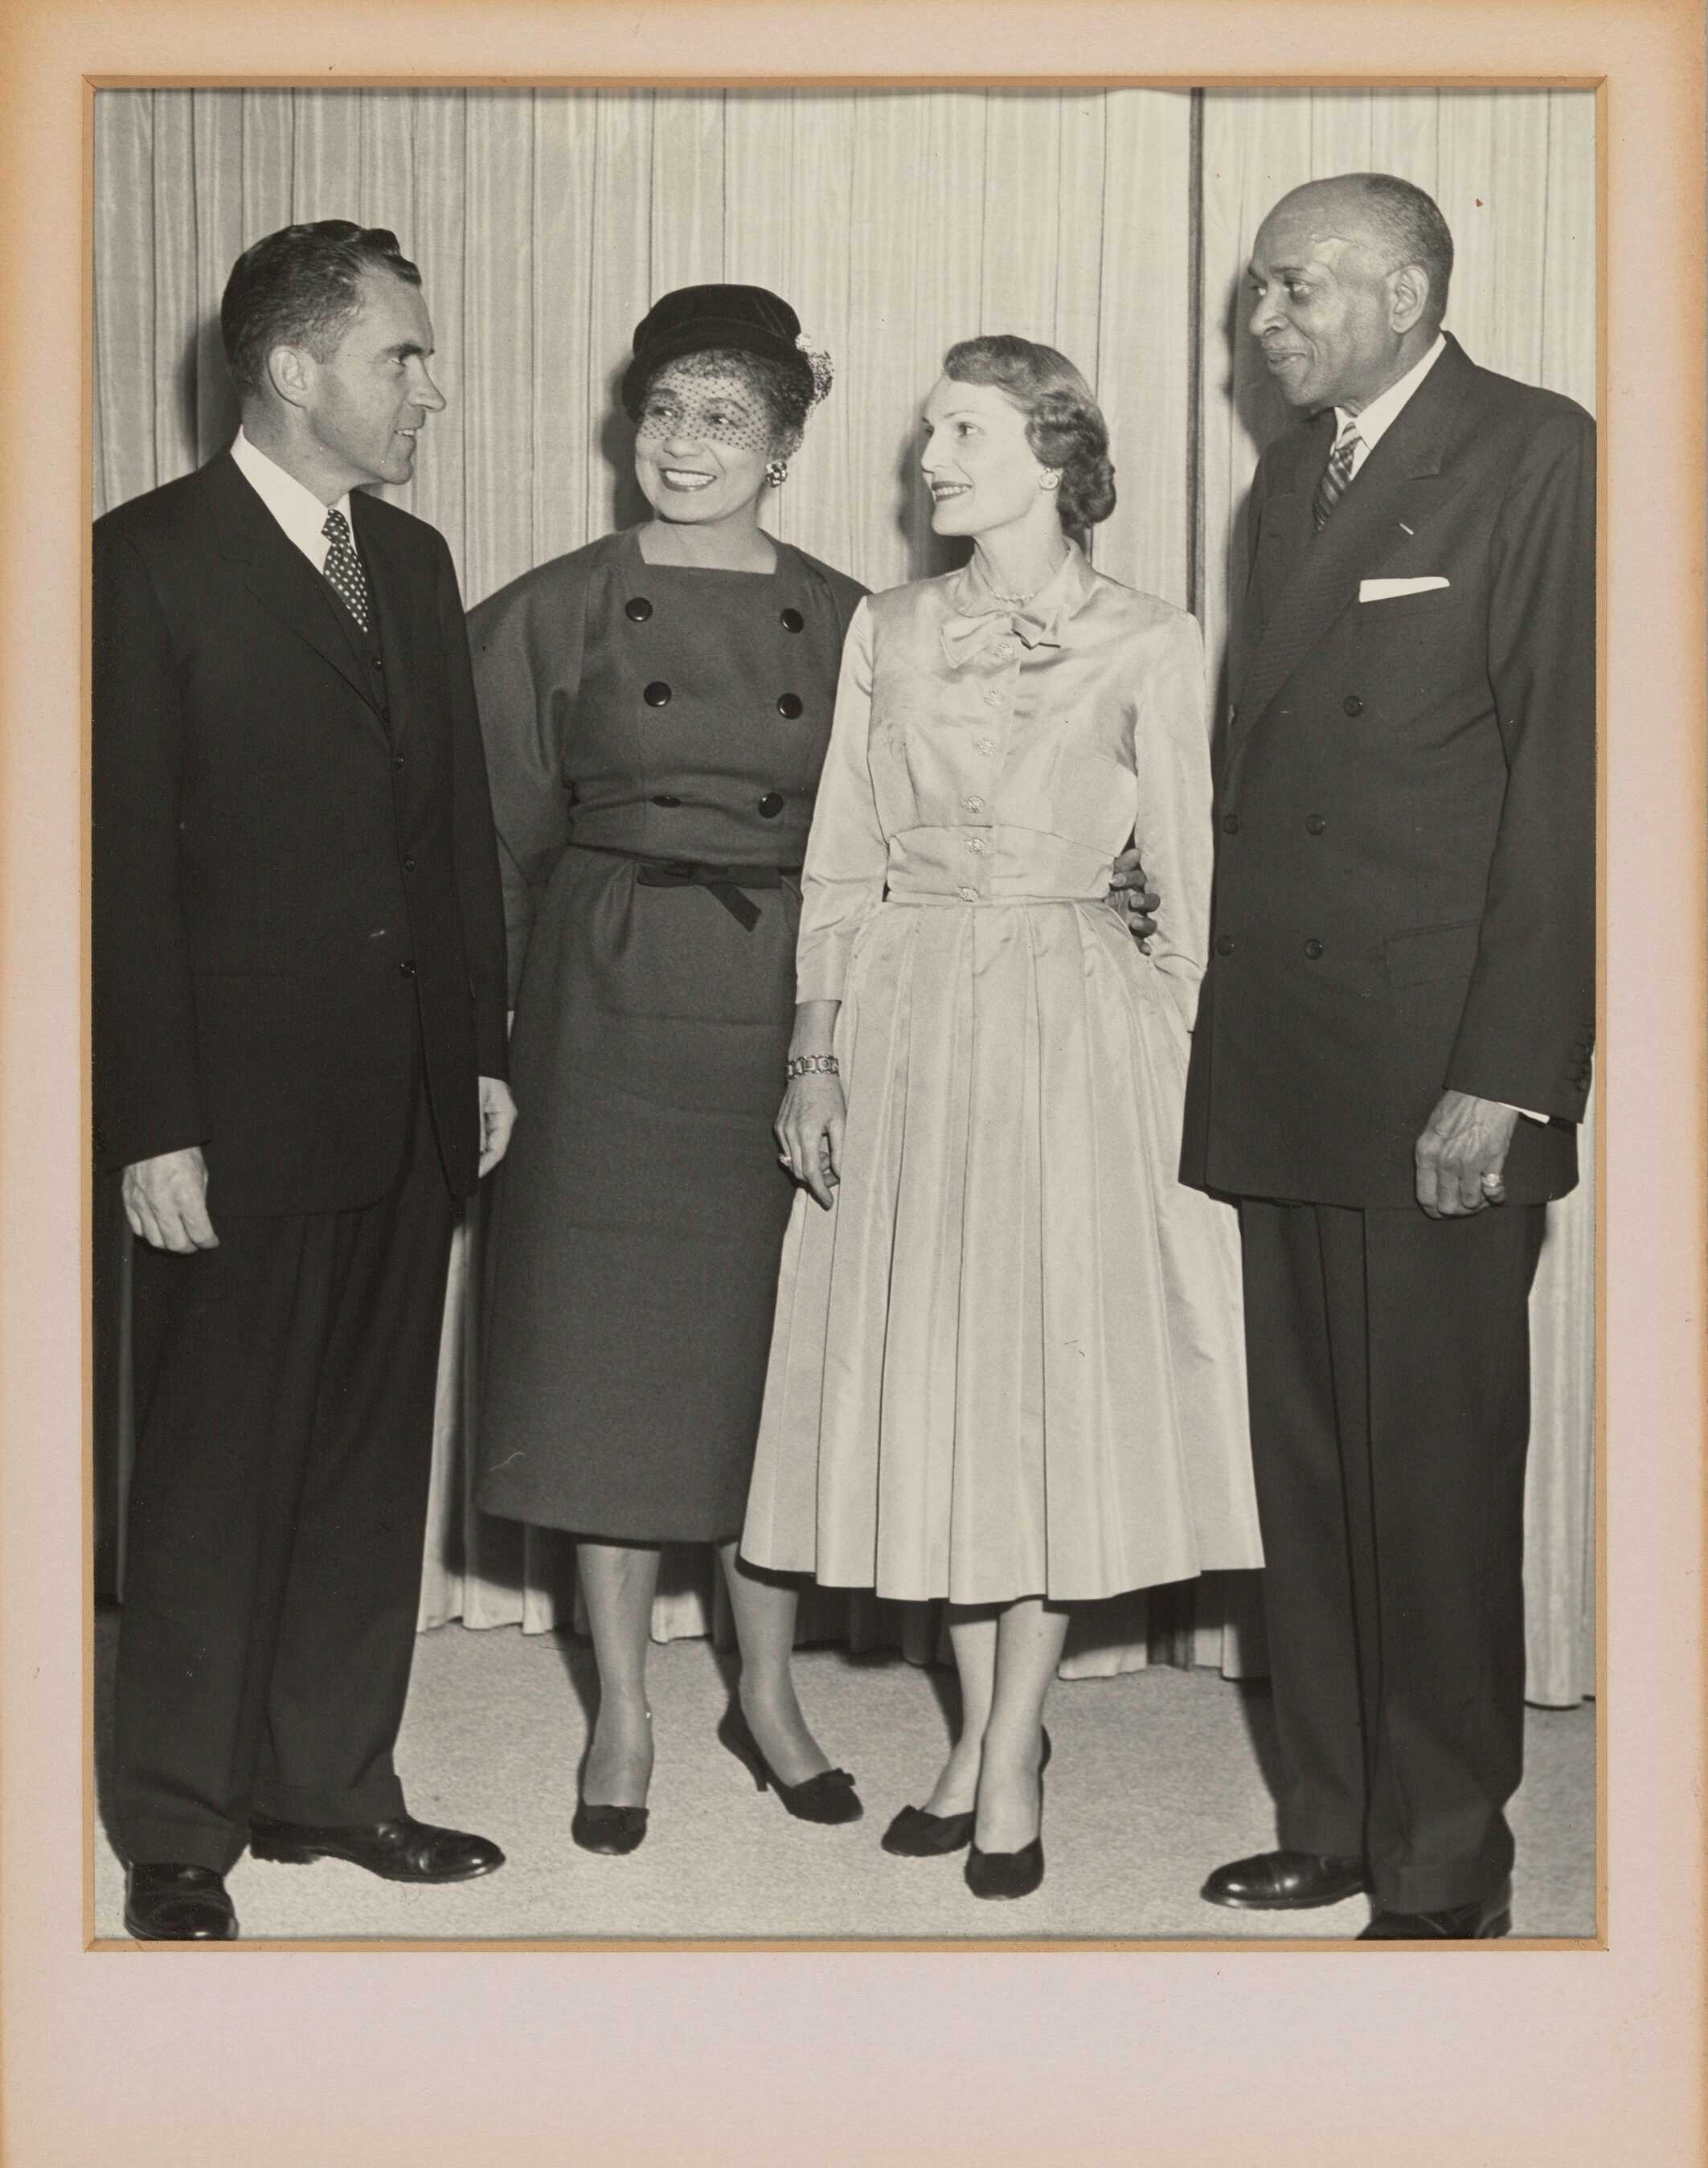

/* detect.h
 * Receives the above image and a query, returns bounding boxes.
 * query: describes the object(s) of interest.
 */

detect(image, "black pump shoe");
[571,1798,649,1855]
[884,1731,1051,1858]
[718,1706,862,1824]
[965,1835,1045,1900]
[963,1729,1051,1900]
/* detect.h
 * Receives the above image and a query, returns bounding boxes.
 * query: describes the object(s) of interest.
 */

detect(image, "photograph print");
[89,81,1596,1945]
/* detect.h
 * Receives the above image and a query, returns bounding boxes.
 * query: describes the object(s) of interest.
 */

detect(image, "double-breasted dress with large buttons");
[468,525,866,1542]
[742,546,1262,1606]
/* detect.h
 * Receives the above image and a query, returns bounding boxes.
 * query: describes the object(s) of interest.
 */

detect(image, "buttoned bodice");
[794,545,1214,1030]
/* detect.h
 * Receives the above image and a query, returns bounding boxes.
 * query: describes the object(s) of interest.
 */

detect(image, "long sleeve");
[1130,609,1214,1035]
[436,533,510,1076]
[466,566,584,1008]
[1445,407,1596,1118]
[794,597,888,1003]
[91,519,203,1170]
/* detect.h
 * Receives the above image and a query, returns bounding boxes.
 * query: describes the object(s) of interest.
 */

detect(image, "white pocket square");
[1359,576,1450,601]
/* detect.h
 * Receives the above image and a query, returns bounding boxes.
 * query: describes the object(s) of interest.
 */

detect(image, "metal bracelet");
[785,1053,840,1079]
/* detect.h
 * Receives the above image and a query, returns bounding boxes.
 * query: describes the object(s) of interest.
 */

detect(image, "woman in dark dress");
[469,287,867,1853]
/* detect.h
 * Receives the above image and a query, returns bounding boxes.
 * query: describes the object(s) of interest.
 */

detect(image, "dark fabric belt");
[573,844,801,931]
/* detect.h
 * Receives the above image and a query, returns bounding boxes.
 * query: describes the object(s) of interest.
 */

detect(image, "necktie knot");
[322,507,371,633]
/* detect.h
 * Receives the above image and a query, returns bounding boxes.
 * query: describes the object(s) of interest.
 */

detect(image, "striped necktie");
[1311,426,1362,533]
[322,507,371,633]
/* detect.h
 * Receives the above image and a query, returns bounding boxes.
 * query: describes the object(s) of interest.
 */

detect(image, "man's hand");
[122,1146,219,1253]
[1414,1090,1520,1219]
[479,1076,518,1177]
[1109,846,1161,950]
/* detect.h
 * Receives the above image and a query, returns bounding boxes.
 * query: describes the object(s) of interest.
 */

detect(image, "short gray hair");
[1342,173,1455,325]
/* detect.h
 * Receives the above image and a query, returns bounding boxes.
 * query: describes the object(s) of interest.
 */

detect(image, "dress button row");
[1304,939,1324,960]
[627,597,805,633]
[976,736,996,755]
[1214,934,1235,957]
[981,687,1006,708]
[963,796,985,814]
[1305,814,1327,834]
[993,639,1018,661]
[644,680,672,707]
[957,885,978,902]
[759,793,784,818]
[964,836,987,856]
[776,693,804,719]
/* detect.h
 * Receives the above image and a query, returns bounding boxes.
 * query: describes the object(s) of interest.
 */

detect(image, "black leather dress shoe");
[248,1812,504,1883]
[1359,1878,1513,1940]
[1202,1848,1369,1911]
[124,1863,237,1941]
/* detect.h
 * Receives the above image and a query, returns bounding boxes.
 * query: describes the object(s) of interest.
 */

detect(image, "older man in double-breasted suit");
[94,221,516,1939]
[1179,174,1595,1936]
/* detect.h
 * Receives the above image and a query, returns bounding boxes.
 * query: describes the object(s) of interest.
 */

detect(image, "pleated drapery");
[91,85,1596,1703]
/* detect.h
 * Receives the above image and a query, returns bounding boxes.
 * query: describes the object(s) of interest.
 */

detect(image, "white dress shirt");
[229,428,353,572]
[1333,331,1447,470]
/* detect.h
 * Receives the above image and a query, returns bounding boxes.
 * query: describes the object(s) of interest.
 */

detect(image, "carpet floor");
[92,1616,1596,1943]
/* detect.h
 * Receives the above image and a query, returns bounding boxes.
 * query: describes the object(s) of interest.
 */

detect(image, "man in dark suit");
[1181,174,1595,1936]
[93,221,517,1940]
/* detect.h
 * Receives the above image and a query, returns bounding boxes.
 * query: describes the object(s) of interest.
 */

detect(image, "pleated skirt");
[743,895,1264,1604]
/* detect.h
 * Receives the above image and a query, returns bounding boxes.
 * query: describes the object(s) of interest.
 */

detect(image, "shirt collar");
[1333,330,1448,451]
[230,428,354,569]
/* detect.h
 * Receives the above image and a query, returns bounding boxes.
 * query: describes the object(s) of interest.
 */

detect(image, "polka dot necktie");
[1311,427,1362,533]
[321,507,371,633]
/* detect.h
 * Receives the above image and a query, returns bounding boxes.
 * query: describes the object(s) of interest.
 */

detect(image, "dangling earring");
[766,458,789,488]
[1040,471,1061,492]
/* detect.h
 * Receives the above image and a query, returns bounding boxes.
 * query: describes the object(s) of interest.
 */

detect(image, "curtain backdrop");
[92,84,1596,1703]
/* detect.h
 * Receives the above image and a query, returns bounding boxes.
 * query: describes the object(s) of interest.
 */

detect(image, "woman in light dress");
[742,336,1261,1899]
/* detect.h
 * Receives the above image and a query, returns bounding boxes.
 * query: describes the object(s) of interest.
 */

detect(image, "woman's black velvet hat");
[621,283,810,412]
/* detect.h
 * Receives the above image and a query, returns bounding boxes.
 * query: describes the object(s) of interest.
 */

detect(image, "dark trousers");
[113,1084,457,1873]
[1238,1198,1546,1913]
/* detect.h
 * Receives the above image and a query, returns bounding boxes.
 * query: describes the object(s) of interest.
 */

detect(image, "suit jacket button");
[391,752,406,769]
[644,680,672,707]
[399,959,416,978]
[1214,934,1236,957]
[777,693,804,719]
[403,854,416,873]
[1342,695,1365,717]
[625,596,653,622]
[1305,814,1326,834]
[1304,938,1324,960]
[759,792,784,818]
[1221,813,1240,835]
[780,608,805,633]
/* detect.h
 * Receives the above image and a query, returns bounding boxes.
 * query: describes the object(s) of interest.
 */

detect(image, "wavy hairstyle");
[221,220,421,403]
[941,334,1116,530]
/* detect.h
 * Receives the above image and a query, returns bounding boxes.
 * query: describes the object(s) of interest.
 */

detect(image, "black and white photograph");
[85,80,1604,1949]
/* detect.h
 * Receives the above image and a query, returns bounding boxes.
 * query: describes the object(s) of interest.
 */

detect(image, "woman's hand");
[776,1074,846,1210]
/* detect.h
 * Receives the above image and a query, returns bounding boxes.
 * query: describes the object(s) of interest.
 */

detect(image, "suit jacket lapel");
[1234,338,1476,731]
[207,453,388,736]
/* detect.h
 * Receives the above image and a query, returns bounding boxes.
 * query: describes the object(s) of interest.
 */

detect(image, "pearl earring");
[766,458,789,487]
[1040,471,1061,491]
